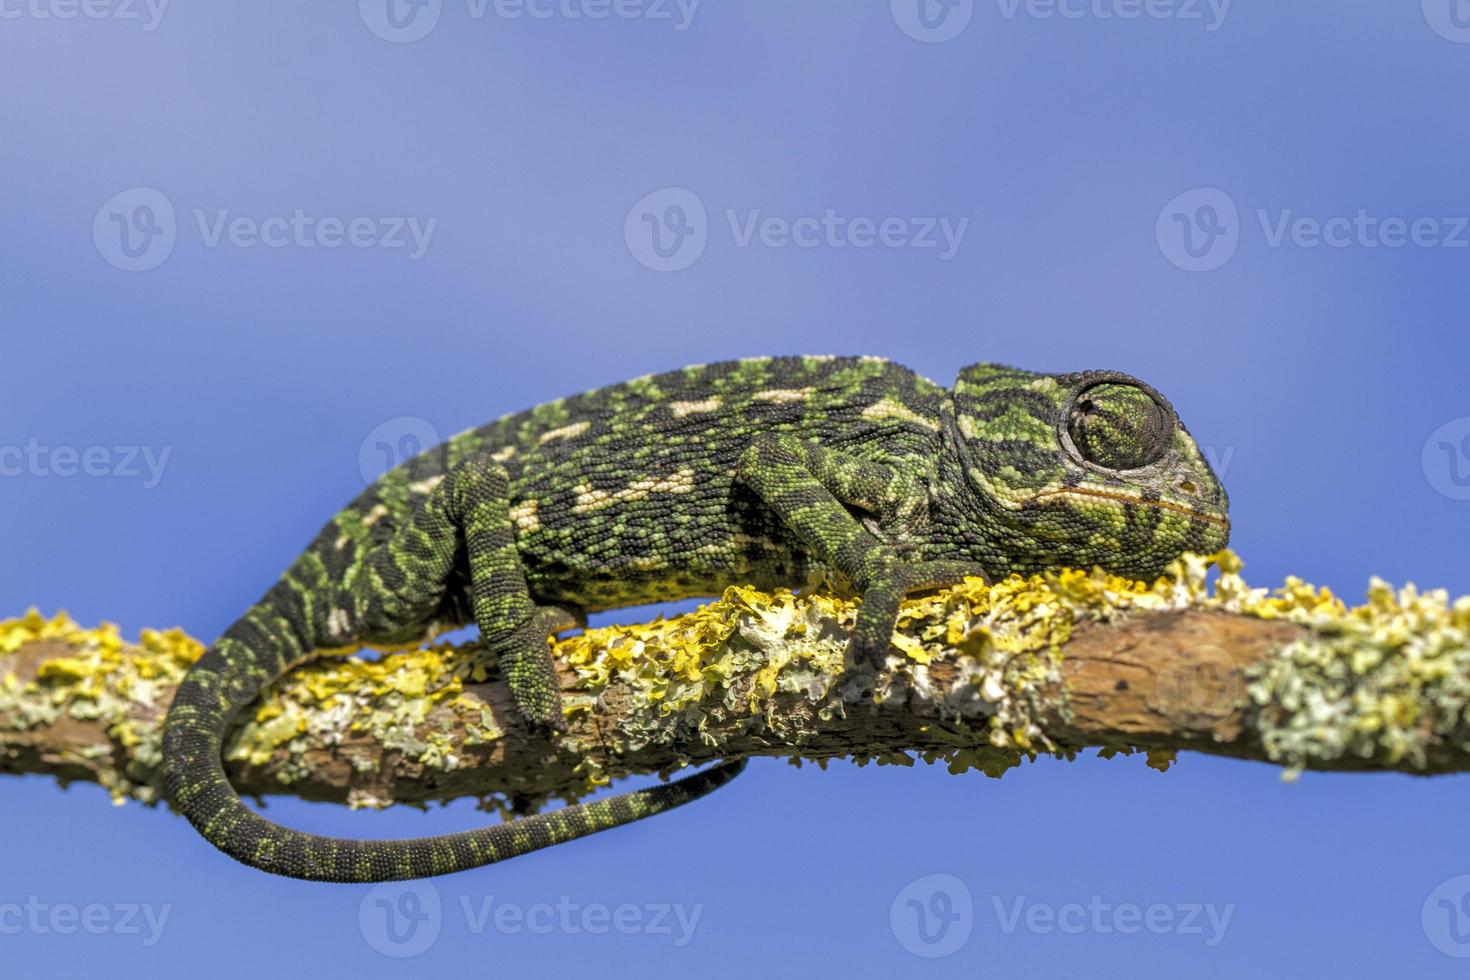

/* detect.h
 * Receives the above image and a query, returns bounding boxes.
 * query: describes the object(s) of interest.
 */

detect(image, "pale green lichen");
[1242,576,1470,778]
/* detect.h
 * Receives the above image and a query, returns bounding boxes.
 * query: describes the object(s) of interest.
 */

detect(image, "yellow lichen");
[5,548,1470,807]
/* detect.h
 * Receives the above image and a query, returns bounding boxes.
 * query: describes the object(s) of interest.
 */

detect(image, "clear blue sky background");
[5,1,1470,975]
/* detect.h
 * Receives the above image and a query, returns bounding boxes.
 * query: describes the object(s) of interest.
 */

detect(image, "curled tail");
[162,587,743,883]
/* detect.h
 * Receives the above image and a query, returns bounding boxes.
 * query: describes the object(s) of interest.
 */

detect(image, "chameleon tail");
[162,587,743,883]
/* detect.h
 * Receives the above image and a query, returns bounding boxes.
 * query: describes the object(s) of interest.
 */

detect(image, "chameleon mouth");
[1032,487,1231,530]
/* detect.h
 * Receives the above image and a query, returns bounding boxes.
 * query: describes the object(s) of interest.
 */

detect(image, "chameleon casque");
[162,356,1229,882]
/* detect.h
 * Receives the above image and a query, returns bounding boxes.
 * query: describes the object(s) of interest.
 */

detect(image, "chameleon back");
[356,355,951,613]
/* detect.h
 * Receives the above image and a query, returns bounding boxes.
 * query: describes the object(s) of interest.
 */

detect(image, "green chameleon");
[162,356,1229,882]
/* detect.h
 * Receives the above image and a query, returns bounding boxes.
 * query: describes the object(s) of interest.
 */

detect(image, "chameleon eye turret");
[1063,378,1174,472]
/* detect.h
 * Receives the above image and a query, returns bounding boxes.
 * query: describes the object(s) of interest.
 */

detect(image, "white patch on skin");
[861,396,940,431]
[572,467,697,513]
[491,445,517,463]
[327,608,352,640]
[669,397,721,418]
[362,504,390,527]
[753,388,812,404]
[509,499,541,533]
[408,475,444,495]
[539,421,592,445]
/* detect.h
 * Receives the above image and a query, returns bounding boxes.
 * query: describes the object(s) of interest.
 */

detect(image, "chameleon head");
[944,363,1230,580]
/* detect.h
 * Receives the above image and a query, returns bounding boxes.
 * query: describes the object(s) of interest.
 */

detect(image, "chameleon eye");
[1067,382,1171,471]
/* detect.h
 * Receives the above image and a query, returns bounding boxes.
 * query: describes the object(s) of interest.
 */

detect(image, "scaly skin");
[163,356,1230,881]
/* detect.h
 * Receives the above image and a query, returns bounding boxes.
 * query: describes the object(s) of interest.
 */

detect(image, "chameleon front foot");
[846,560,989,670]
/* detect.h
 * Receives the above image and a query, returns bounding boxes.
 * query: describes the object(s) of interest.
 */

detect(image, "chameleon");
[162,356,1229,882]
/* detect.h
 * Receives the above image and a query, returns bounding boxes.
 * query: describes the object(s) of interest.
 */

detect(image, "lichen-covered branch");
[4,552,1470,819]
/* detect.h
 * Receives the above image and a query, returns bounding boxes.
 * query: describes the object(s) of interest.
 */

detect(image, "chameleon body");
[163,356,1229,881]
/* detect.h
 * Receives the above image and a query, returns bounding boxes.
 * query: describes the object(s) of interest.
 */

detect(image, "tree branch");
[3,553,1468,818]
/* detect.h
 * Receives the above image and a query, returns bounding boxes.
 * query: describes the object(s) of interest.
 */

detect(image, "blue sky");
[4,1,1470,975]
